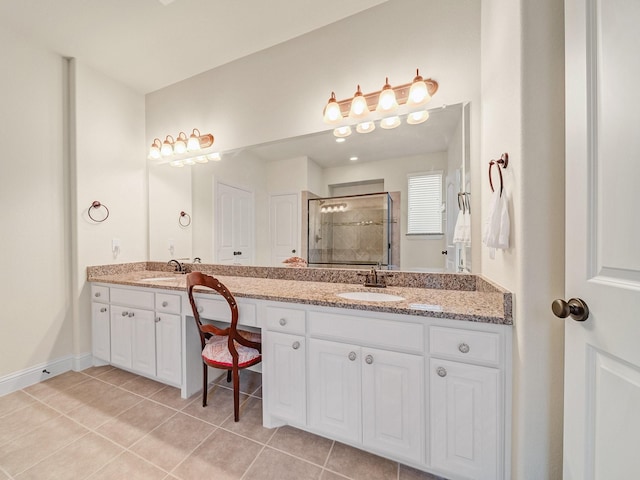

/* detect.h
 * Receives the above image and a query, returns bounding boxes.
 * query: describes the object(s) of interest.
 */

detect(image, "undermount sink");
[336,291,405,302]
[139,276,183,282]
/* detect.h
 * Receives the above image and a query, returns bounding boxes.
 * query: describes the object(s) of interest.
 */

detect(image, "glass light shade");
[169,160,184,167]
[407,71,431,107]
[380,116,401,129]
[333,125,352,138]
[376,78,398,113]
[348,85,370,119]
[187,129,201,151]
[323,92,343,125]
[148,144,161,159]
[356,121,376,134]
[174,139,187,154]
[161,136,174,156]
[407,110,430,125]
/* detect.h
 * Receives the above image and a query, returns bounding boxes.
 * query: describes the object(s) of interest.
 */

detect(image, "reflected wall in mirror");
[148,102,471,272]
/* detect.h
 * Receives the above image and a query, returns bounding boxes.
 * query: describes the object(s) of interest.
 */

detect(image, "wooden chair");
[186,271,262,421]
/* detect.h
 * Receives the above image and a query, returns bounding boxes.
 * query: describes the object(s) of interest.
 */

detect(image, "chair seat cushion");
[202,331,261,368]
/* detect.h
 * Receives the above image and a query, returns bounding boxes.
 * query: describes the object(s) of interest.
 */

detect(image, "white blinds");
[407,172,443,234]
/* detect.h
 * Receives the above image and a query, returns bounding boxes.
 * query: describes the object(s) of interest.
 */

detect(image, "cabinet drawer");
[429,326,500,366]
[193,296,257,327]
[110,288,154,310]
[91,285,109,303]
[265,306,305,334]
[308,311,424,353]
[155,293,181,314]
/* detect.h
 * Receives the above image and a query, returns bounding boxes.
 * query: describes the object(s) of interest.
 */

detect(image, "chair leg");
[226,370,232,383]
[202,362,208,407]
[233,367,240,422]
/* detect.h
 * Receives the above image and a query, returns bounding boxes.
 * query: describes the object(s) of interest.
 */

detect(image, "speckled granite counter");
[88,263,512,325]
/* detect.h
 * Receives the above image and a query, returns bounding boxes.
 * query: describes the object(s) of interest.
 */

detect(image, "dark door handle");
[441,250,448,255]
[552,298,589,322]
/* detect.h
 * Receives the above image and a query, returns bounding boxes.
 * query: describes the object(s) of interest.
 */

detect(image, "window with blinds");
[407,171,443,235]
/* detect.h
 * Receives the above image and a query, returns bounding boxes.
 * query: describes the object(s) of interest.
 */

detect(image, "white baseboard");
[0,352,93,397]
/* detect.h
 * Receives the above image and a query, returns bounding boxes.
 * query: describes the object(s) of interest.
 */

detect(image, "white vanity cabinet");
[91,286,110,362]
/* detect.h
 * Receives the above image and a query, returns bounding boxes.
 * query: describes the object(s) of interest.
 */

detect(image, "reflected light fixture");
[356,121,376,134]
[407,110,430,125]
[149,128,215,166]
[336,137,346,143]
[333,125,352,138]
[380,116,401,129]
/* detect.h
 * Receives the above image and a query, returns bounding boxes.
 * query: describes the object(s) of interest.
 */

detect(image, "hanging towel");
[462,210,472,246]
[482,189,510,259]
[453,209,466,244]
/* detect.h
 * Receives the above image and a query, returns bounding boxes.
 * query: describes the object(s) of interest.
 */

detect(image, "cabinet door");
[362,348,424,464]
[131,308,157,377]
[91,302,111,362]
[110,306,132,369]
[155,313,182,385]
[308,339,361,443]
[264,331,306,425]
[430,358,500,480]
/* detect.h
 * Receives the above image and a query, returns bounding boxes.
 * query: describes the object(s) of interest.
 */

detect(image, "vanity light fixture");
[149,138,162,159]
[149,128,215,166]
[161,135,175,156]
[407,110,430,125]
[320,202,347,213]
[174,132,188,154]
[333,125,352,138]
[322,69,438,132]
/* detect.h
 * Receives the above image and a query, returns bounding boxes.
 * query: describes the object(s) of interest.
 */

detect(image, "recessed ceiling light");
[350,156,358,161]
[158,0,176,5]
[336,138,346,143]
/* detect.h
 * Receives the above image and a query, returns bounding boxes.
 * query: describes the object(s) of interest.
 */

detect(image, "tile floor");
[0,367,446,480]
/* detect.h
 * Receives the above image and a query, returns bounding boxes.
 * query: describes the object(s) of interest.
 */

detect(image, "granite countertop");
[88,265,512,325]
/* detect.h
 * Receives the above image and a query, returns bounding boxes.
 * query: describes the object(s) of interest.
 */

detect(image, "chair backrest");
[186,271,239,349]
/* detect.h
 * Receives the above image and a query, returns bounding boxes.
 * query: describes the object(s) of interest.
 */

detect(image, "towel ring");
[489,153,508,197]
[88,201,109,222]
[179,211,191,227]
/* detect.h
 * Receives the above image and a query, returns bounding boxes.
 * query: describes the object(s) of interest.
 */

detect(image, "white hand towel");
[483,189,510,258]
[453,210,466,243]
[462,211,471,246]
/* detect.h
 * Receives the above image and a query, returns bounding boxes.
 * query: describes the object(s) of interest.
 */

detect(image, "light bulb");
[356,121,375,134]
[174,132,187,154]
[380,116,401,129]
[376,78,398,113]
[161,135,174,156]
[333,125,352,138]
[323,92,343,125]
[348,85,370,119]
[407,69,431,107]
[407,110,430,125]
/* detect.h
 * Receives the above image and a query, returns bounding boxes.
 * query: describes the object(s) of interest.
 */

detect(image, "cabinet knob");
[458,343,470,354]
[122,311,128,317]
[436,366,447,377]
[100,307,107,313]
[128,312,135,317]
[348,351,357,361]
[155,317,161,323]
[279,318,287,326]
[292,341,300,350]
[94,292,101,297]
[365,354,374,365]
[162,301,168,307]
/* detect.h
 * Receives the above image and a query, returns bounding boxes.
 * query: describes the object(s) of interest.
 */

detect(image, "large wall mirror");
[148,101,471,272]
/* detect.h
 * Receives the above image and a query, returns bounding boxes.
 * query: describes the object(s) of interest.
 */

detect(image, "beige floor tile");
[215,369,262,395]
[88,452,167,480]
[268,426,334,466]
[97,399,175,448]
[65,385,143,429]
[130,412,215,471]
[0,402,60,446]
[243,447,322,480]
[16,432,123,480]
[320,470,350,480]
[399,464,448,480]
[150,386,196,410]
[325,442,398,480]
[181,384,248,426]
[23,371,90,400]
[0,470,8,479]
[0,415,89,476]
[0,390,35,417]
[82,365,115,378]
[41,377,115,414]
[221,396,275,443]
[172,428,263,480]
[252,386,262,399]
[120,376,167,397]
[98,368,140,386]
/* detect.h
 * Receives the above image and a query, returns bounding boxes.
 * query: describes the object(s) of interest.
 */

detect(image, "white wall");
[0,29,72,379]
[481,0,566,478]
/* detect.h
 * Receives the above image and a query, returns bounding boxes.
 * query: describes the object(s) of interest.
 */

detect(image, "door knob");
[552,298,589,322]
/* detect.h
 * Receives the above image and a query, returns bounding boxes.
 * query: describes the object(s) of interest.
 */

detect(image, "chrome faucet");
[168,259,184,273]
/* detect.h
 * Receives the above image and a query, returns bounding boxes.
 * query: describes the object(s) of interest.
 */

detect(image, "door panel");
[564,0,640,477]
[270,193,299,266]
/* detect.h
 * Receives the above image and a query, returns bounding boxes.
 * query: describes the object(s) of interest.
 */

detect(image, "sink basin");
[336,291,404,302]
[139,276,183,282]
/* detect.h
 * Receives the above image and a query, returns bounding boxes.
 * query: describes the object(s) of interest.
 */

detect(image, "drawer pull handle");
[100,307,107,313]
[128,312,135,318]
[365,355,374,365]
[94,292,101,298]
[122,311,128,317]
[162,301,168,307]
[292,341,300,350]
[436,367,447,377]
[279,318,287,326]
[458,343,470,354]
[348,351,357,361]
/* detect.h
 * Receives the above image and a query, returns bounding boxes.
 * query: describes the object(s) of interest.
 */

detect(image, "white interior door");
[563,1,640,478]
[270,193,299,266]
[215,182,254,264]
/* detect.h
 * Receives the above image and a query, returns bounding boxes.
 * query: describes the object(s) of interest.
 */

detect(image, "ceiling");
[0,0,388,93]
